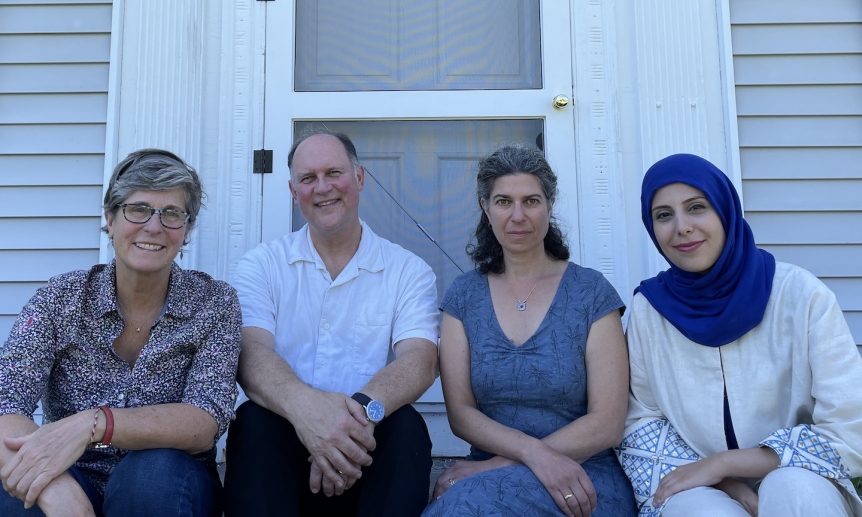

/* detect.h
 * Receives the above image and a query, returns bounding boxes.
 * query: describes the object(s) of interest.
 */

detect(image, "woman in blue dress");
[423,144,637,517]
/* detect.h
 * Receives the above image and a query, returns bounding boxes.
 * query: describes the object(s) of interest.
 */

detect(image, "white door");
[261,1,577,416]
[263,1,578,239]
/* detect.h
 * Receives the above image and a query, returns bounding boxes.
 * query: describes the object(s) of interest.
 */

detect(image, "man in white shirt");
[223,130,439,517]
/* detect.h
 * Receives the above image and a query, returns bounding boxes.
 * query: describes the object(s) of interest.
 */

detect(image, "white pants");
[660,467,853,517]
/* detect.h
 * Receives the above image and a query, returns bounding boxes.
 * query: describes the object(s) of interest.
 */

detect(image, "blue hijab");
[634,154,776,347]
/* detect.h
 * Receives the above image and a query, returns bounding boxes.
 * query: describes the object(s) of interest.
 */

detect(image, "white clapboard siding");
[0,63,110,92]
[740,147,862,179]
[729,0,862,23]
[0,282,47,314]
[742,179,862,210]
[0,154,105,185]
[730,0,862,345]
[757,245,862,278]
[737,116,862,147]
[746,212,862,244]
[0,4,112,32]
[733,55,862,85]
[0,34,110,63]
[0,250,99,282]
[0,218,102,248]
[732,24,862,54]
[0,93,108,123]
[736,85,862,116]
[0,0,111,344]
[0,124,107,154]
[848,314,862,347]
[822,278,862,311]
[0,186,104,217]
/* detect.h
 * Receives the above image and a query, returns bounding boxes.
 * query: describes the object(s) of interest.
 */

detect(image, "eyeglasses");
[119,204,190,229]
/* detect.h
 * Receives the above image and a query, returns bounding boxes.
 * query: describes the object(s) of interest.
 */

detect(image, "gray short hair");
[287,128,360,174]
[102,149,205,241]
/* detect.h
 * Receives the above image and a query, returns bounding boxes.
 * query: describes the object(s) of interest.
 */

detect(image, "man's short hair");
[287,128,361,173]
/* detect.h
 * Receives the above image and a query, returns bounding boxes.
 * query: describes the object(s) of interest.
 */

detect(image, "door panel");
[295,0,542,91]
[292,119,544,300]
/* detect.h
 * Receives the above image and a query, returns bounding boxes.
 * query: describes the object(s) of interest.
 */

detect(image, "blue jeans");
[0,449,221,517]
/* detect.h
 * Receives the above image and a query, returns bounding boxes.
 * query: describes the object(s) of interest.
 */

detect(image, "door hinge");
[253,149,273,174]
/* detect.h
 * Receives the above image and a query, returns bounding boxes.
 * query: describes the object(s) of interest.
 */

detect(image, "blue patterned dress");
[423,263,637,517]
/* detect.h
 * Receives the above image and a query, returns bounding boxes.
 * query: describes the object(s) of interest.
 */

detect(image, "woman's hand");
[715,478,758,517]
[36,473,96,517]
[654,454,727,506]
[654,448,778,508]
[432,456,516,500]
[0,411,93,508]
[524,442,596,517]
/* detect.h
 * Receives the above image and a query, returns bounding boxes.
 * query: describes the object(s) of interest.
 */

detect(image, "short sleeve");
[586,267,626,322]
[390,256,439,346]
[439,270,478,322]
[232,245,278,335]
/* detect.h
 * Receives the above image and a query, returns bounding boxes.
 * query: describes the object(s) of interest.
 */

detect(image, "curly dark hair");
[467,144,570,274]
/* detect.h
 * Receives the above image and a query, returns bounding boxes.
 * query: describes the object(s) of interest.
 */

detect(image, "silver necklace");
[117,303,153,333]
[503,259,548,311]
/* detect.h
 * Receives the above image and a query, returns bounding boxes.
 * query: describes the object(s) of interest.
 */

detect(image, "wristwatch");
[351,392,385,424]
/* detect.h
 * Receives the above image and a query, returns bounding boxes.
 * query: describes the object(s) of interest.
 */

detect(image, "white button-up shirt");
[233,221,438,395]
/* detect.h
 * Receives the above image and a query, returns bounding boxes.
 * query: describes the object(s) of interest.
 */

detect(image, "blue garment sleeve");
[439,270,480,322]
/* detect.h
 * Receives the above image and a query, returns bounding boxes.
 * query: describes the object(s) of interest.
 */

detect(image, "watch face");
[366,400,385,422]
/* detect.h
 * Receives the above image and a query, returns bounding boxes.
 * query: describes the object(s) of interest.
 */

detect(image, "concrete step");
[217,457,465,500]
[429,457,461,499]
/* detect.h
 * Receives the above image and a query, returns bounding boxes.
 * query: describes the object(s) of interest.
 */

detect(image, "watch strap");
[351,392,372,407]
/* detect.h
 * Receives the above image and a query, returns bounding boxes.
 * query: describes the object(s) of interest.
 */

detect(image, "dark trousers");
[223,400,432,517]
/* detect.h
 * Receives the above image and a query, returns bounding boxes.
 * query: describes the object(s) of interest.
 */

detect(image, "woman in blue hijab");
[616,154,862,517]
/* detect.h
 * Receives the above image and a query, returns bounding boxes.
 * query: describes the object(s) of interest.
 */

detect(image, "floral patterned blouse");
[0,260,242,492]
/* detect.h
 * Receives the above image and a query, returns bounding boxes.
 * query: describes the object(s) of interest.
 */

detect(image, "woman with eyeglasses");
[0,149,241,517]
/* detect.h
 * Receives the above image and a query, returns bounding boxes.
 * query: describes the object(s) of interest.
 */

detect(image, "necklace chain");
[503,258,549,311]
[117,302,156,333]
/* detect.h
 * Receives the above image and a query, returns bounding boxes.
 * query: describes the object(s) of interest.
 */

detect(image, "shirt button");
[118,394,125,400]
[323,323,330,330]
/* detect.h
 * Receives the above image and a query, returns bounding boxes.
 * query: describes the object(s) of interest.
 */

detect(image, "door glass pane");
[292,119,544,300]
[295,0,542,92]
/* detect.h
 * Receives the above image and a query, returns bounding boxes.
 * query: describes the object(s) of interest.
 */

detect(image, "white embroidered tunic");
[618,261,862,515]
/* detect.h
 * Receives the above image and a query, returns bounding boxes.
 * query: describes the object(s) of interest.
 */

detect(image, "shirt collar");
[287,220,385,275]
[92,260,118,317]
[164,262,194,319]
[91,260,192,320]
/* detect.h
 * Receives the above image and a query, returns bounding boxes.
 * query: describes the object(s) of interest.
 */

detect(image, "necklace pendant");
[517,302,526,311]
[135,327,141,332]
